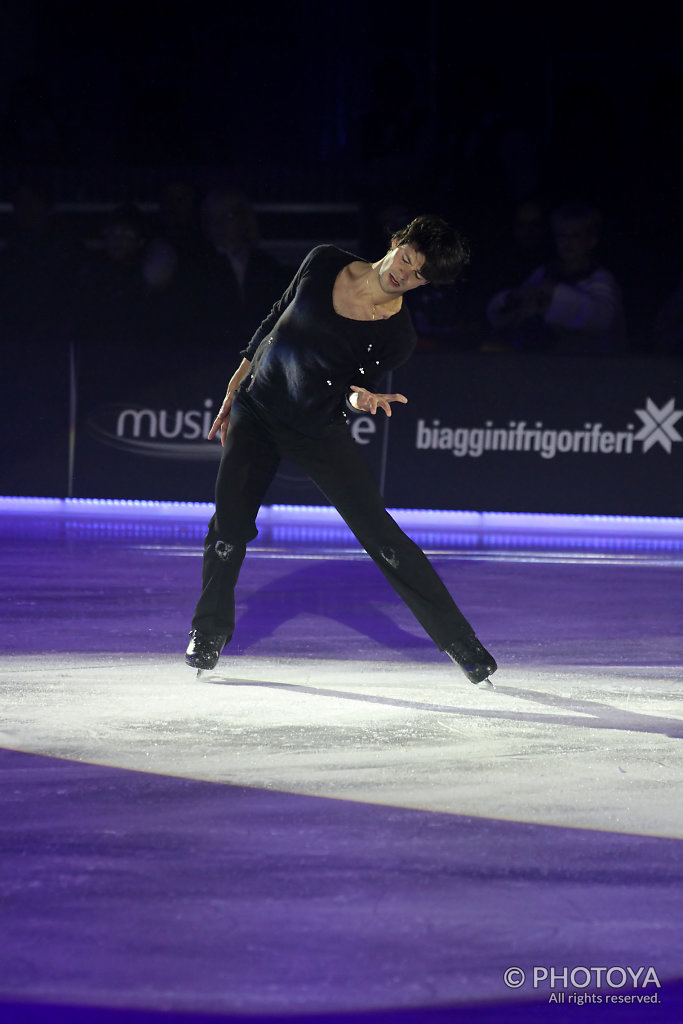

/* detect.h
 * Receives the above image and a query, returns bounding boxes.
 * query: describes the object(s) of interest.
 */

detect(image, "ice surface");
[1,508,682,1021]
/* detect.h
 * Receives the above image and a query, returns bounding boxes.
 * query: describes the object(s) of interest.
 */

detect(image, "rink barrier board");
[3,349,682,517]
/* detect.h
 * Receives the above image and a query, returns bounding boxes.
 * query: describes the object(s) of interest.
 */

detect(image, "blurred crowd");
[1,178,682,387]
[0,181,294,390]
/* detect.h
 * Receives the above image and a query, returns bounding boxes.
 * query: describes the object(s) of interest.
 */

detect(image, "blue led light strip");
[0,496,681,537]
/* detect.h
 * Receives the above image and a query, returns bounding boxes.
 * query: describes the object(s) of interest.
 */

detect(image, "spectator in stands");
[154,178,205,262]
[196,188,290,356]
[74,204,183,382]
[487,198,551,294]
[147,178,214,350]
[462,197,551,351]
[75,205,148,342]
[485,201,626,354]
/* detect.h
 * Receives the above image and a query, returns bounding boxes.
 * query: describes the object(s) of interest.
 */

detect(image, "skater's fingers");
[208,410,229,441]
[351,388,408,416]
[207,415,223,441]
[208,391,237,440]
[375,393,408,417]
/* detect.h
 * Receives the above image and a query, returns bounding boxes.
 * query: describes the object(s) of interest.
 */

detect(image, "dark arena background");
[1,4,682,1023]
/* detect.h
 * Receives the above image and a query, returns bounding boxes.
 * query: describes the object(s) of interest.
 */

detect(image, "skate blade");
[476,677,495,690]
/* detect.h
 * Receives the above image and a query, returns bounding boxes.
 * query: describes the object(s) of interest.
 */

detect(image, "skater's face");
[377,243,428,296]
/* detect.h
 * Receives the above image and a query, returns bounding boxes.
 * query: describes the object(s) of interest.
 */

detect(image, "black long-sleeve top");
[239,245,417,436]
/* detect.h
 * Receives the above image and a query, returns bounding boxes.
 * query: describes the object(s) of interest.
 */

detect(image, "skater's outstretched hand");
[349,386,408,417]
[207,390,238,445]
[208,358,252,445]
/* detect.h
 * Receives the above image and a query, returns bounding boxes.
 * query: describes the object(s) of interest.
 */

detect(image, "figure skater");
[185,215,497,686]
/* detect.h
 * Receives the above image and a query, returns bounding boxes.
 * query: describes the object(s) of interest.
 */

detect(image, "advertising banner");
[387,352,683,516]
[73,344,388,504]
[12,343,681,517]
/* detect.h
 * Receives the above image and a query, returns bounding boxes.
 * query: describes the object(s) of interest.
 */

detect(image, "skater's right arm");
[208,359,252,445]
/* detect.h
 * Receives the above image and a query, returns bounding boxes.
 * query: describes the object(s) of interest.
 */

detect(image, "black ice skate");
[185,630,228,675]
[444,635,497,688]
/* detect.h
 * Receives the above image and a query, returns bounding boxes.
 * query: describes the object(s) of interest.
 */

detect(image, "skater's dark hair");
[391,214,470,286]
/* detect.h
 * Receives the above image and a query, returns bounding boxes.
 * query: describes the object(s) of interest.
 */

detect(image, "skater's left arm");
[348,386,408,417]
[208,358,252,444]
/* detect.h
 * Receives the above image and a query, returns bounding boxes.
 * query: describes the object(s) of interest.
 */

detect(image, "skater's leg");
[282,425,482,653]
[301,429,496,682]
[190,401,279,641]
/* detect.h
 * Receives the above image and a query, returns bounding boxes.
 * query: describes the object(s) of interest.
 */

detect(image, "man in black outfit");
[185,215,497,687]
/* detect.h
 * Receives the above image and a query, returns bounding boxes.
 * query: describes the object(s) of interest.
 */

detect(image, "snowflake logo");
[634,398,683,453]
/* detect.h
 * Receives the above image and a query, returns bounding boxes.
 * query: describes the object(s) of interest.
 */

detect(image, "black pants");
[191,396,474,649]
